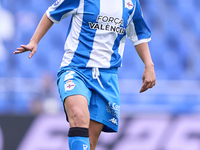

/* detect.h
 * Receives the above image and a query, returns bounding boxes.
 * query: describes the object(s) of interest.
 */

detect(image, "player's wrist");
[30,39,39,45]
[144,62,154,68]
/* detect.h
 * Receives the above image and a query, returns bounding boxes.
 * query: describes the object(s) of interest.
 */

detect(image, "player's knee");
[70,109,89,127]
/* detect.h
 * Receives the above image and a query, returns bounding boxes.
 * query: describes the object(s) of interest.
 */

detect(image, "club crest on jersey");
[125,0,134,10]
[65,80,75,92]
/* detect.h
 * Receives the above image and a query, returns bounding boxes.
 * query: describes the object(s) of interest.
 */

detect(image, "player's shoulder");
[127,0,139,3]
[130,0,141,5]
[51,0,81,8]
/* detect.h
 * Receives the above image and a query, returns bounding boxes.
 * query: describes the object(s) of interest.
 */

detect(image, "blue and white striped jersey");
[46,0,151,68]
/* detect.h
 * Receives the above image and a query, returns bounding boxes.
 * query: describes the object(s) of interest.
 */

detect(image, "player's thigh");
[89,120,103,147]
[57,69,92,128]
[64,95,90,128]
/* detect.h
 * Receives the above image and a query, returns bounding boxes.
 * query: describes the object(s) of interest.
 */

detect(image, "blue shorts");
[57,66,120,132]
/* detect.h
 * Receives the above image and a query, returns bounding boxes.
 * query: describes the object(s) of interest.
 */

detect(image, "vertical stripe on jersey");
[86,0,121,68]
[109,0,124,68]
[110,0,135,67]
[126,1,138,44]
[60,0,85,67]
[126,0,151,45]
[69,0,100,67]
[133,0,151,41]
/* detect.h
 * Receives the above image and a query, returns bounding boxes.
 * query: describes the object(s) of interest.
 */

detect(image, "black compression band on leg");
[68,127,89,137]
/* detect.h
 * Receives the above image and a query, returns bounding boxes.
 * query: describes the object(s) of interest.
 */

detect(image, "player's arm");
[14,13,54,58]
[135,42,156,93]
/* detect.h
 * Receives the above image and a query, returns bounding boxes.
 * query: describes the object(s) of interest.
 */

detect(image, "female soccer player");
[14,0,156,149]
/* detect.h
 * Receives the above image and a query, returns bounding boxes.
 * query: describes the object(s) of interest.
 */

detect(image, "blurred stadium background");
[0,0,200,150]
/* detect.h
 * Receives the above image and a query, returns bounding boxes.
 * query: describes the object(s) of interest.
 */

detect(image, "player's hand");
[14,42,37,59]
[140,64,156,93]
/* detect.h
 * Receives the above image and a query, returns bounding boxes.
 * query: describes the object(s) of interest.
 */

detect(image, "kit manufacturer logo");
[109,118,118,125]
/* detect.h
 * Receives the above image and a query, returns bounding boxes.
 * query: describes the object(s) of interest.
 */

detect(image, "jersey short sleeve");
[46,0,80,23]
[126,0,151,46]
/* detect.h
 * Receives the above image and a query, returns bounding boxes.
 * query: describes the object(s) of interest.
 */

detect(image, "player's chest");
[77,0,136,27]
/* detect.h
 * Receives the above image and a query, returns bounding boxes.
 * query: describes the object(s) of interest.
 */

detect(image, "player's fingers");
[20,45,31,51]
[14,48,26,54]
[28,48,36,59]
[16,47,25,51]
[151,80,156,87]
[149,79,156,88]
[140,79,156,93]
[14,45,31,54]
[140,81,149,93]
[13,51,23,54]
[147,82,154,89]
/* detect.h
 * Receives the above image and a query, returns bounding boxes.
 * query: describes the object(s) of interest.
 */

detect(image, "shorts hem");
[90,114,118,133]
[61,93,90,103]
